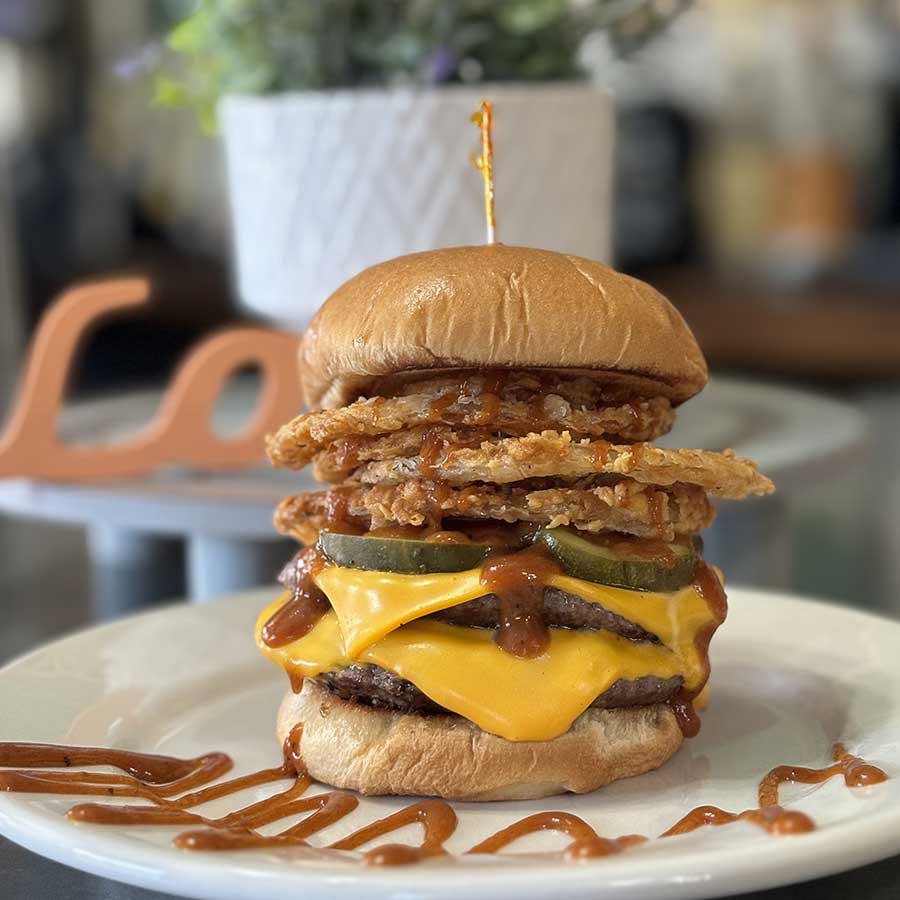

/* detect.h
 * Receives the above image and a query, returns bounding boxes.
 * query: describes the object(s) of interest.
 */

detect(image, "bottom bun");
[277,680,683,801]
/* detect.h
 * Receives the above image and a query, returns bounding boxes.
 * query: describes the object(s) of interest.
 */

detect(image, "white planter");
[220,84,613,331]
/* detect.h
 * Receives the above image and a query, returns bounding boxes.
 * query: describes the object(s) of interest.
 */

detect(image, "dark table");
[2,516,899,900]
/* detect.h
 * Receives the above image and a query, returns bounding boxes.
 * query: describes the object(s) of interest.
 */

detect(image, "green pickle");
[320,527,699,589]
[318,532,498,574]
[535,528,697,592]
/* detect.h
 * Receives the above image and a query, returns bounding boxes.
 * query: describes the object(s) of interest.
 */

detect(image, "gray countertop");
[2,516,899,899]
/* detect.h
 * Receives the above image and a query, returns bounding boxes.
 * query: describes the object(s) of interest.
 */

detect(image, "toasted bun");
[299,244,707,409]
[277,680,683,801]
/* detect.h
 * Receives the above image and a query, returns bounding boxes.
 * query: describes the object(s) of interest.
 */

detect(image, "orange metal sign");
[0,279,303,481]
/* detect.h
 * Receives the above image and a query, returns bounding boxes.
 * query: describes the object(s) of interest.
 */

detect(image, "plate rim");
[1,586,899,900]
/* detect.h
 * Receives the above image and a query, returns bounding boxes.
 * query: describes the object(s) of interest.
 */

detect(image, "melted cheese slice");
[256,565,719,742]
[314,567,486,657]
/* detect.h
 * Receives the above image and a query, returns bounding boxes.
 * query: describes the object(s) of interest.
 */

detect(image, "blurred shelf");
[653,270,900,381]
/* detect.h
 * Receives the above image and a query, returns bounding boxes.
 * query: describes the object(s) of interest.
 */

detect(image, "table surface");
[0,376,868,537]
[2,517,900,899]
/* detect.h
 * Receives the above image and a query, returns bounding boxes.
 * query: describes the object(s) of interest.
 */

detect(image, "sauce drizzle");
[419,428,447,479]
[661,804,814,837]
[331,800,457,865]
[480,547,563,658]
[0,738,888,866]
[758,742,888,807]
[262,547,329,650]
[669,560,728,737]
[468,811,646,859]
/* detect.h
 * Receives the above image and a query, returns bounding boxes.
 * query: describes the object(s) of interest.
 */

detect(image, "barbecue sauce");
[332,436,365,472]
[261,547,329,649]
[0,739,888,866]
[331,800,457,865]
[419,427,447,479]
[758,742,887,807]
[480,547,563,658]
[466,372,504,426]
[428,390,458,421]
[468,811,645,858]
[527,395,550,431]
[662,805,814,837]
[590,439,612,469]
[422,479,452,529]
[0,743,230,791]
[669,560,728,737]
[322,486,361,534]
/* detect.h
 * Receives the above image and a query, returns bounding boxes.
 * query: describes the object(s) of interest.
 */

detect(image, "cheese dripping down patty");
[255,564,721,743]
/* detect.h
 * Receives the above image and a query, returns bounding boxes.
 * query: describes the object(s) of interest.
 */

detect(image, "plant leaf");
[153,75,189,107]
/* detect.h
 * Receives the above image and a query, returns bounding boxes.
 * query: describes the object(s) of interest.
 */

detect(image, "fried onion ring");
[352,431,773,500]
[274,478,714,545]
[268,392,673,470]
[312,425,504,482]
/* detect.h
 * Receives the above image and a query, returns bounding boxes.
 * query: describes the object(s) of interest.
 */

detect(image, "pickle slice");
[318,532,498,574]
[535,528,697,592]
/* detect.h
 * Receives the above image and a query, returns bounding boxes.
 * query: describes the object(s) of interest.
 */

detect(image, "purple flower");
[112,41,163,80]
[422,46,458,84]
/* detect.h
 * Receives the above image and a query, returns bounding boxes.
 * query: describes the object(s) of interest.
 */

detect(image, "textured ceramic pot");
[220,83,613,330]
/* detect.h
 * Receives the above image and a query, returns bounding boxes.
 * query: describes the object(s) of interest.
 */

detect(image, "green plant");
[154,0,686,131]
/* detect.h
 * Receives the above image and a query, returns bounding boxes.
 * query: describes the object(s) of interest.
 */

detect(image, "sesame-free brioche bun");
[299,244,707,409]
[277,680,683,801]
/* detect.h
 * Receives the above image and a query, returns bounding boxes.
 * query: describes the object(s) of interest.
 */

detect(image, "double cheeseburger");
[258,244,773,801]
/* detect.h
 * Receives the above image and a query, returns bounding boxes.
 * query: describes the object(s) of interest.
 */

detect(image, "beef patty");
[279,556,658,642]
[430,587,657,641]
[279,556,672,714]
[317,664,683,716]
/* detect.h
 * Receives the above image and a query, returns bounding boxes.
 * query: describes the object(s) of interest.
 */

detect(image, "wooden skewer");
[471,100,496,244]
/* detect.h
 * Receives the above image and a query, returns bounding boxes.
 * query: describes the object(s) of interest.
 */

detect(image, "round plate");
[0,587,897,900]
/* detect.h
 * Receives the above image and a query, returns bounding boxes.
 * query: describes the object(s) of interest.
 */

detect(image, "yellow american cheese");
[256,565,718,742]
[314,566,488,657]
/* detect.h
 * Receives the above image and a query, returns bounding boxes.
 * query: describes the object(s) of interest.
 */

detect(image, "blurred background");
[2,0,900,664]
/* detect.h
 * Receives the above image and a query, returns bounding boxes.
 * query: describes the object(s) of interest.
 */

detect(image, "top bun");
[299,244,707,409]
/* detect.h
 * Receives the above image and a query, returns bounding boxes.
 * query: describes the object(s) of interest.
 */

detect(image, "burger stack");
[256,244,773,801]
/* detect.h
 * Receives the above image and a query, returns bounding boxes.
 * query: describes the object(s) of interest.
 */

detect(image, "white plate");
[0,587,897,900]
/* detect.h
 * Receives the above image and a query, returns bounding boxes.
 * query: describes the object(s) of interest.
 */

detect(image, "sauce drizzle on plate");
[0,737,887,866]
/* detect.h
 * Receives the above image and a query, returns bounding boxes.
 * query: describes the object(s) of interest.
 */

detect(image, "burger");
[257,244,773,801]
